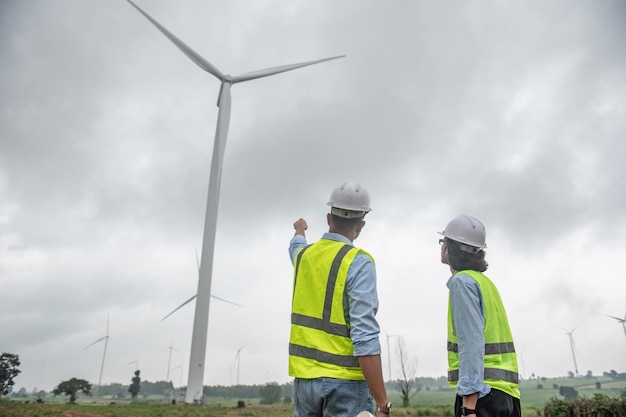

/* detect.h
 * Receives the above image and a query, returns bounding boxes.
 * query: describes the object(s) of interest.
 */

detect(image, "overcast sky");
[1,0,625,393]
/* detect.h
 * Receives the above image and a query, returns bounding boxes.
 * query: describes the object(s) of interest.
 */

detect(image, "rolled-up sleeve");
[289,235,308,264]
[347,254,381,356]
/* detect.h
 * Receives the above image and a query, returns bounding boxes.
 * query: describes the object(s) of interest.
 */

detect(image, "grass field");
[2,377,624,417]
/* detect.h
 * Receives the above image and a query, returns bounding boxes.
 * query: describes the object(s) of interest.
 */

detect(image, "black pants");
[454,389,521,417]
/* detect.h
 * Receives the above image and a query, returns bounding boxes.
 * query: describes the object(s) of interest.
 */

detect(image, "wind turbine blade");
[210,294,242,307]
[84,336,106,349]
[162,295,197,321]
[126,0,225,80]
[606,314,625,323]
[231,55,346,84]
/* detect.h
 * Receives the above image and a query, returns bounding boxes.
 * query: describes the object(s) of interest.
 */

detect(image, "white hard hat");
[439,214,487,250]
[327,180,371,218]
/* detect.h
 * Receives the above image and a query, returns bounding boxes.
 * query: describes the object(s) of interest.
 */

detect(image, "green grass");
[3,377,624,417]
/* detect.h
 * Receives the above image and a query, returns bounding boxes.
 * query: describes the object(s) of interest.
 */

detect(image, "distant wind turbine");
[518,346,527,380]
[233,345,245,386]
[381,328,399,382]
[565,327,579,377]
[171,364,184,388]
[160,343,180,382]
[125,0,344,403]
[84,315,111,390]
[606,313,626,342]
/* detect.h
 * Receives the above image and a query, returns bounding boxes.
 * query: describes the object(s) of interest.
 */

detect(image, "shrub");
[559,386,578,400]
[544,397,573,417]
[544,394,626,417]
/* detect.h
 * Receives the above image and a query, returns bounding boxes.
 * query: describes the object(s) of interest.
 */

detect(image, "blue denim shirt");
[447,272,492,397]
[289,232,382,356]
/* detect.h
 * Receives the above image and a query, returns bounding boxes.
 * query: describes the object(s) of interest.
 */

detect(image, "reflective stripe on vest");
[447,269,520,398]
[289,240,370,379]
[289,343,359,368]
[447,341,516,355]
[448,368,519,384]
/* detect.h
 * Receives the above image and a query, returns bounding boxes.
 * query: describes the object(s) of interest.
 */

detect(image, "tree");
[396,337,420,407]
[52,378,92,403]
[0,352,21,396]
[559,386,578,400]
[128,370,141,400]
[259,382,282,404]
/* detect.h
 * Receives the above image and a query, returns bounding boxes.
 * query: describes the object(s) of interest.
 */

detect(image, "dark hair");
[329,214,364,233]
[445,238,488,272]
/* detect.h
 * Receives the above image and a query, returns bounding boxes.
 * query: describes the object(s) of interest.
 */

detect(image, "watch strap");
[376,402,392,414]
[461,406,476,416]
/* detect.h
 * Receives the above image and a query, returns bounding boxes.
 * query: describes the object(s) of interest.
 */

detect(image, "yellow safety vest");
[447,269,520,399]
[289,239,372,380]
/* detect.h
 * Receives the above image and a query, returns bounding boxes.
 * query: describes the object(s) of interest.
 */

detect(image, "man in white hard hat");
[439,215,521,417]
[288,180,391,417]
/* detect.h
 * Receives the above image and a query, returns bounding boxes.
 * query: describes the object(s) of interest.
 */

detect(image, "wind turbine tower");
[125,0,344,403]
[566,328,579,377]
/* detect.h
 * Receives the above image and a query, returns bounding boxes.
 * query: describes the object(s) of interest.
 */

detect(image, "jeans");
[454,388,521,417]
[293,377,373,417]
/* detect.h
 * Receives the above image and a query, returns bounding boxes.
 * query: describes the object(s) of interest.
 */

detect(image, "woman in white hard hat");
[439,215,521,417]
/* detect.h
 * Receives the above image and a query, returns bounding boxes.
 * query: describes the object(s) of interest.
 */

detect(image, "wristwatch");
[376,402,392,414]
[461,406,476,416]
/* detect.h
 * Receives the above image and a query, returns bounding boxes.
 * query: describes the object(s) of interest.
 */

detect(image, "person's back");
[438,215,521,417]
[288,180,392,417]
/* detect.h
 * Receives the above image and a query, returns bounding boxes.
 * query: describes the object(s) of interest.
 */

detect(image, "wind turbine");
[161,251,242,322]
[161,343,180,382]
[606,313,626,342]
[125,0,344,403]
[171,364,184,388]
[381,328,399,382]
[233,345,245,386]
[84,315,111,391]
[517,346,527,380]
[565,327,579,377]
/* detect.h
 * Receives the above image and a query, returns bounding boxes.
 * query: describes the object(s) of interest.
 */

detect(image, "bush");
[544,394,626,417]
[559,386,578,400]
[258,382,281,405]
[544,397,574,417]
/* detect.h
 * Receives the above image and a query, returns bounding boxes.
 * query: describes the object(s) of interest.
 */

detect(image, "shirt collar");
[321,232,353,245]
